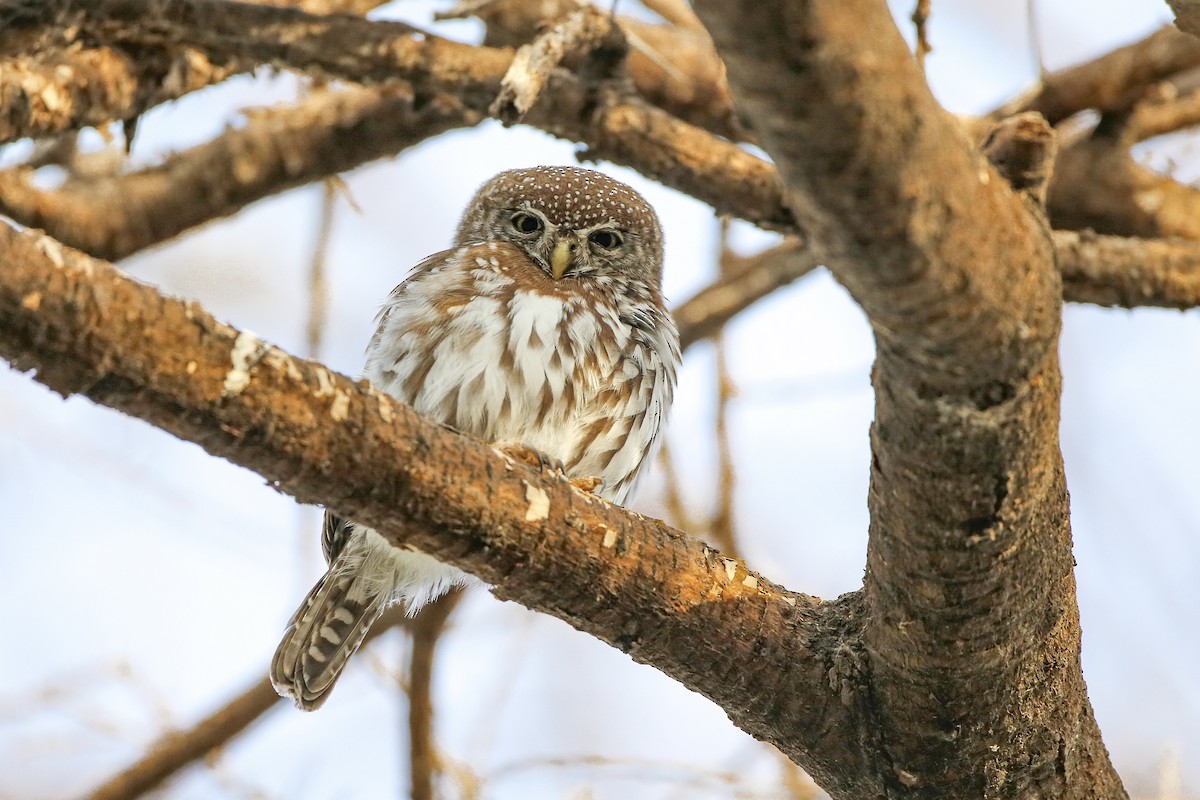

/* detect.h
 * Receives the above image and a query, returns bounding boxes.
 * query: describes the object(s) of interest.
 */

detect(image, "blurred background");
[1,0,1197,797]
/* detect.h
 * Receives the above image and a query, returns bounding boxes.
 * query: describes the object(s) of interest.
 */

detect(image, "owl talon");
[570,476,604,495]
[495,441,566,476]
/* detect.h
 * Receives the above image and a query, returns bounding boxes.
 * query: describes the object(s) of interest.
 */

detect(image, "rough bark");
[0,83,479,260]
[0,224,869,793]
[2,0,1194,796]
[691,1,1125,797]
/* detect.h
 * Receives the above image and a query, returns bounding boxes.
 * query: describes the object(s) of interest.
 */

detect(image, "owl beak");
[550,238,574,280]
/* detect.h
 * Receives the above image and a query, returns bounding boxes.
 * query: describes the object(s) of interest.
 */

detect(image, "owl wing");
[321,509,355,564]
[365,248,461,358]
[569,302,680,504]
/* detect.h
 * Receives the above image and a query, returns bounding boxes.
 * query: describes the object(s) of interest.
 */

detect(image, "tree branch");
[0,83,479,260]
[1056,230,1200,308]
[1049,121,1200,242]
[87,607,412,800]
[1167,0,1200,39]
[408,591,462,800]
[691,1,1125,798]
[0,223,865,793]
[674,238,823,350]
[990,25,1200,125]
[0,43,243,146]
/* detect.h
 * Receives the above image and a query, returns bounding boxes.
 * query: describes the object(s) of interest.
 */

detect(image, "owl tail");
[269,568,387,711]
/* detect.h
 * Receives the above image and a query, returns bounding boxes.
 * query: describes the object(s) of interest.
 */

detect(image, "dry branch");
[1049,125,1200,241]
[1167,0,1200,39]
[441,0,740,139]
[0,44,242,145]
[0,83,479,260]
[992,25,1200,125]
[409,591,462,800]
[2,0,504,105]
[0,223,863,791]
[87,608,412,800]
[1056,230,1200,308]
[490,4,619,124]
[674,238,822,350]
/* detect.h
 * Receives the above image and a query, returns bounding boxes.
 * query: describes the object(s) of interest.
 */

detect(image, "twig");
[86,608,412,800]
[0,45,241,146]
[708,221,740,556]
[490,5,619,124]
[911,0,932,73]
[408,590,463,800]
[305,181,337,360]
[0,83,480,260]
[674,239,823,351]
[656,440,699,533]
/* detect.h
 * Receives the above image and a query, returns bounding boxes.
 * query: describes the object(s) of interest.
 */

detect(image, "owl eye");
[588,230,623,250]
[511,212,543,235]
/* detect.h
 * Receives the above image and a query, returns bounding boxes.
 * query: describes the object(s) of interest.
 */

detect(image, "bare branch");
[0,44,241,146]
[1049,128,1200,241]
[409,591,462,800]
[1127,82,1200,140]
[1,0,505,105]
[490,5,619,124]
[87,608,412,800]
[674,239,822,351]
[0,83,479,260]
[1166,0,1200,39]
[991,26,1200,125]
[691,2,1123,798]
[0,224,861,789]
[1057,230,1200,309]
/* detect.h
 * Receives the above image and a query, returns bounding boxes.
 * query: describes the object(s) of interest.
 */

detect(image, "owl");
[270,166,680,710]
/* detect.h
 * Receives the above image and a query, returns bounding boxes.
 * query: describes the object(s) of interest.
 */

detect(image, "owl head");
[455,166,665,288]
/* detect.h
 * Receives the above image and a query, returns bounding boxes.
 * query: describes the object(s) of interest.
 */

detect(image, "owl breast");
[364,242,677,504]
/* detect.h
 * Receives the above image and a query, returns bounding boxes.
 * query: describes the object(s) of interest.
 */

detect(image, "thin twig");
[490,5,619,124]
[911,0,932,73]
[674,239,823,351]
[86,608,412,800]
[409,590,464,800]
[708,220,740,556]
[656,440,699,533]
[305,181,336,360]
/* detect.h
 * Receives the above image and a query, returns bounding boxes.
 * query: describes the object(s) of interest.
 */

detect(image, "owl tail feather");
[270,569,387,711]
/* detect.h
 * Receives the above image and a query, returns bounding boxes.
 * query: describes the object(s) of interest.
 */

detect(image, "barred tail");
[270,568,387,711]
